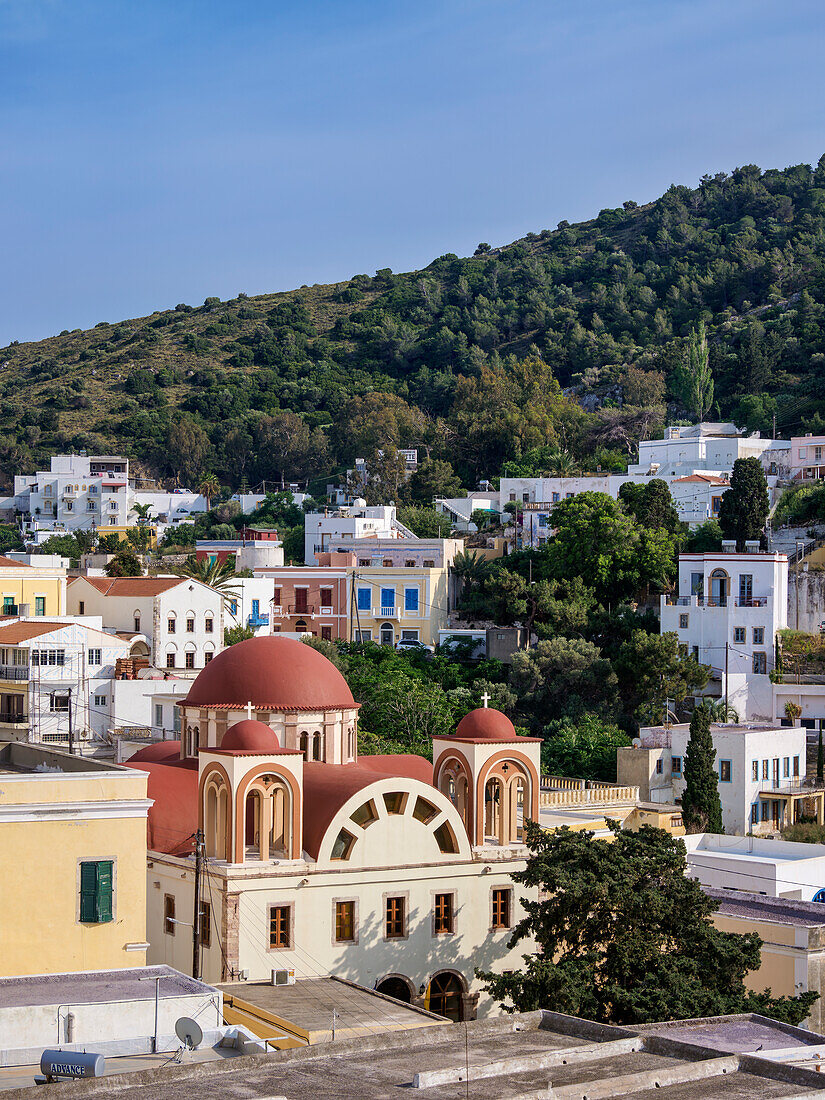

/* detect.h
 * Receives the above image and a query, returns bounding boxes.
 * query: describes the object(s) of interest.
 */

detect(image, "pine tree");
[718,457,771,551]
[681,704,724,834]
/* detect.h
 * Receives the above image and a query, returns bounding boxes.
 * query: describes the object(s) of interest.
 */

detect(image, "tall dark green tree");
[718,457,770,551]
[477,822,816,1025]
[681,704,724,834]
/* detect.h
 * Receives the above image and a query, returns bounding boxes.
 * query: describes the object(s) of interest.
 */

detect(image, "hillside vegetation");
[3,156,825,492]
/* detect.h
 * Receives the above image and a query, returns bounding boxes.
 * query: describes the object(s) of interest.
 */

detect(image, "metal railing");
[0,665,28,681]
[735,596,768,607]
[0,712,26,724]
[288,604,315,615]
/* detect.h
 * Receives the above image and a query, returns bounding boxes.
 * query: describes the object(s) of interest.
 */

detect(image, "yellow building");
[0,555,66,616]
[709,889,825,1033]
[352,566,449,648]
[0,740,151,976]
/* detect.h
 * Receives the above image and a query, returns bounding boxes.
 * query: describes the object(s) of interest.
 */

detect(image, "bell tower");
[433,707,541,848]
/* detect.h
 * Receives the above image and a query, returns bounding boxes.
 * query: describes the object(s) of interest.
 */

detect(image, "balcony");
[735,596,768,607]
[0,665,28,681]
[378,607,400,620]
[0,712,26,725]
[247,612,270,628]
[288,604,315,616]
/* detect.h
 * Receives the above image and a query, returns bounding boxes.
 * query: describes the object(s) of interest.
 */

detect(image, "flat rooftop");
[0,741,126,777]
[707,888,825,927]
[219,976,444,1041]
[0,966,212,1009]
[10,1009,825,1100]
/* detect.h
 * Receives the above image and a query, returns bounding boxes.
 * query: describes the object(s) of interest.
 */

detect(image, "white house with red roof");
[68,575,224,671]
[129,635,540,1021]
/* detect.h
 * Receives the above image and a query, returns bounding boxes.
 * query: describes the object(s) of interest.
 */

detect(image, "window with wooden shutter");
[79,860,113,923]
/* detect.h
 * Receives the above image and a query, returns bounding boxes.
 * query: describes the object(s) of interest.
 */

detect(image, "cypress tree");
[681,704,724,834]
[718,457,770,551]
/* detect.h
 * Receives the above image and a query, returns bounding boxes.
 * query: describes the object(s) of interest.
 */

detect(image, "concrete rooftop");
[707,888,825,927]
[0,966,211,1009]
[6,1010,825,1100]
[219,976,445,1041]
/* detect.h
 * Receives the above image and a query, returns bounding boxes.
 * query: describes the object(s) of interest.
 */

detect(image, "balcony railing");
[0,665,28,681]
[379,607,399,620]
[735,596,768,607]
[288,604,315,615]
[0,712,26,724]
[247,613,270,627]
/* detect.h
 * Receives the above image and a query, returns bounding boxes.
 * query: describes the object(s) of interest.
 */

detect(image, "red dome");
[454,707,518,741]
[129,740,181,763]
[221,719,281,753]
[183,636,355,711]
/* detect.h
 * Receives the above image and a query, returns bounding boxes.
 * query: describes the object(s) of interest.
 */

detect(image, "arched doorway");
[380,622,394,646]
[427,972,465,1021]
[376,976,412,1003]
[710,569,728,607]
[245,789,263,854]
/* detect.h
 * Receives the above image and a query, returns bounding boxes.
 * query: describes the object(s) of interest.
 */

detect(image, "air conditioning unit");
[271,968,296,986]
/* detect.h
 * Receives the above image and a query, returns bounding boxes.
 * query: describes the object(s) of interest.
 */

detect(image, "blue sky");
[1,0,823,345]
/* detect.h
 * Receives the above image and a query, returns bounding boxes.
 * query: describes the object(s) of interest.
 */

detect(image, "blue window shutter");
[381,588,395,609]
[358,588,370,610]
[405,588,419,612]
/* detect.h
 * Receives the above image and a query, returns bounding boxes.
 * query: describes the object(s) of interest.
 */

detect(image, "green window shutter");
[79,861,98,923]
[95,861,114,923]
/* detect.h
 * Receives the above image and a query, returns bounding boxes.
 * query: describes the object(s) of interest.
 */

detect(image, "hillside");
[2,156,825,494]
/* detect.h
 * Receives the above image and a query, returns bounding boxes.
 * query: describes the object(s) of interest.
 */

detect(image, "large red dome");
[183,636,355,712]
[454,707,518,741]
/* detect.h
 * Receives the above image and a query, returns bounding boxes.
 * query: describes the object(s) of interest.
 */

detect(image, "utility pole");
[192,829,204,980]
[67,687,73,756]
[724,641,729,713]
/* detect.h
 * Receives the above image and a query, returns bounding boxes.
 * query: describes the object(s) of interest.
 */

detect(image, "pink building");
[790,435,825,481]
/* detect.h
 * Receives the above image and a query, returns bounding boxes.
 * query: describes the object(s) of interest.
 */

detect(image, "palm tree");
[452,550,492,590]
[704,700,740,724]
[197,473,221,512]
[543,449,579,477]
[131,502,154,525]
[175,554,240,598]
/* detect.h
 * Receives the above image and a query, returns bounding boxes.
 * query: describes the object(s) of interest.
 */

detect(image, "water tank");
[39,1051,105,1079]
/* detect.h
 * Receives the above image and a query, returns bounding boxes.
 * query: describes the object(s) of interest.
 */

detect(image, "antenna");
[174,1016,203,1061]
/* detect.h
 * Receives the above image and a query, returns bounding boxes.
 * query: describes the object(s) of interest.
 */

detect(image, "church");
[130,635,540,1020]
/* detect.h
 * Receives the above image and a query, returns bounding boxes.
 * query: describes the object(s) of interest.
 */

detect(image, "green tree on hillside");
[718,457,770,550]
[477,822,816,1025]
[681,704,724,834]
[674,320,714,420]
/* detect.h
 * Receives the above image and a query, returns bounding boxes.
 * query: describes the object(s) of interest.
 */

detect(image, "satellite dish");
[174,1016,203,1051]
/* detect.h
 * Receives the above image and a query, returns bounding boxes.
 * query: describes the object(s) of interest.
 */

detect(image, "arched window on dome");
[438,758,470,834]
[347,725,355,760]
[312,731,323,762]
[205,778,230,861]
[484,777,504,844]
[243,777,292,861]
[509,774,526,843]
[299,732,309,759]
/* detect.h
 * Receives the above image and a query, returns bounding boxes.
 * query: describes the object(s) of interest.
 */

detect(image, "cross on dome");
[481,691,491,708]
[245,700,254,720]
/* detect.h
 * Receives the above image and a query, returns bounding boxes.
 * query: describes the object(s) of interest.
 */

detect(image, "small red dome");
[222,720,281,753]
[183,635,355,711]
[129,740,181,763]
[454,707,518,741]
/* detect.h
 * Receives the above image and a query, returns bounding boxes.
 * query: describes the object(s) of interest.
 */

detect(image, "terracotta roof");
[222,719,281,753]
[671,474,729,485]
[302,758,435,859]
[0,621,63,643]
[73,576,185,596]
[128,757,199,856]
[0,556,31,569]
[182,636,356,712]
[450,707,541,743]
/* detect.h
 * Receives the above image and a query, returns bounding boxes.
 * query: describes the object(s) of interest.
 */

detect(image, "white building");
[434,491,498,530]
[14,454,130,541]
[131,490,207,530]
[129,637,541,1019]
[0,618,132,743]
[660,549,788,721]
[618,721,808,835]
[684,833,825,901]
[303,502,417,565]
[500,423,792,547]
[223,577,277,635]
[67,576,224,671]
